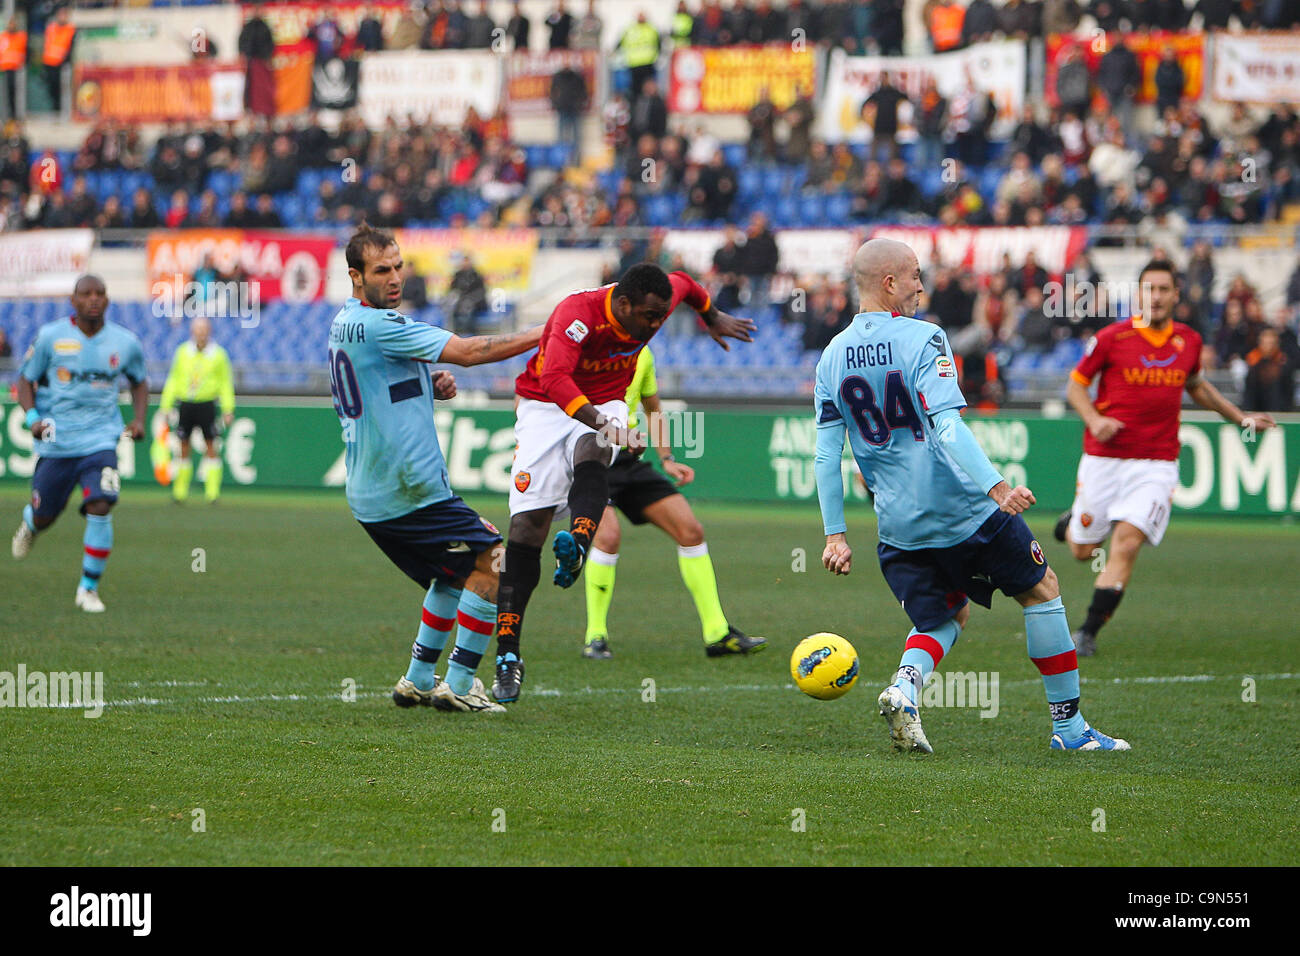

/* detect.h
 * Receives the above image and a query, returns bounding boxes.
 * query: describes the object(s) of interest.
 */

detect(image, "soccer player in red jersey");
[1055,259,1276,655]
[490,263,756,702]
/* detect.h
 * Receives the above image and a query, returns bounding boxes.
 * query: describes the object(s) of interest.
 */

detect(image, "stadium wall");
[2,402,1297,517]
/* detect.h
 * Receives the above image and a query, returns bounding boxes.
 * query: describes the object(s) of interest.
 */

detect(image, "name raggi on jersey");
[844,342,895,369]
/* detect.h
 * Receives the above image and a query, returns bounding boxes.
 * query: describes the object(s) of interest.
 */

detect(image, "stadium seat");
[525,145,549,169]
[548,143,573,169]
[739,166,764,197]
[826,191,852,222]
[798,193,824,226]
[774,196,798,227]
[722,144,746,169]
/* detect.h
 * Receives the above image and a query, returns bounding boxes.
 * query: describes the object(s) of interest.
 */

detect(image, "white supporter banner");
[0,230,96,297]
[358,51,501,130]
[1212,33,1300,103]
[663,229,862,277]
[819,41,1025,144]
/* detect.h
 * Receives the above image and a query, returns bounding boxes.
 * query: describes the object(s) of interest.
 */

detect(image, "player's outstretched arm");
[15,377,50,439]
[814,403,850,574]
[1185,375,1277,432]
[439,324,545,367]
[931,407,1033,514]
[700,304,756,352]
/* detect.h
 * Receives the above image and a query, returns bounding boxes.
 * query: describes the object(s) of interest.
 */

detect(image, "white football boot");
[392,676,439,708]
[11,520,34,559]
[878,684,933,754]
[433,676,507,713]
[75,587,106,613]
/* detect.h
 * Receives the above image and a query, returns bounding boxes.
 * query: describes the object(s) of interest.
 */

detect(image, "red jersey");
[515,272,710,415]
[1071,317,1202,461]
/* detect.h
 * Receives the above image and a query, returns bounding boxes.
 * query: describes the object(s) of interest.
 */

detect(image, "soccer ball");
[790,633,859,700]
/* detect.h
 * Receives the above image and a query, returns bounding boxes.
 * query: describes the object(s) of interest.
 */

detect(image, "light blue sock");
[892,618,962,705]
[22,504,36,533]
[405,582,460,691]
[445,590,497,696]
[80,514,112,592]
[1025,597,1087,739]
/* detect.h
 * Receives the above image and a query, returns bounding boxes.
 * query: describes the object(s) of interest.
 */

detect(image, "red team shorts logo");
[514,471,531,493]
[480,517,499,535]
[1030,540,1045,565]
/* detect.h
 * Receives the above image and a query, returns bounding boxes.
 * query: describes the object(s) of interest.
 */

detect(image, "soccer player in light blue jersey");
[332,224,543,714]
[813,239,1129,754]
[11,275,148,613]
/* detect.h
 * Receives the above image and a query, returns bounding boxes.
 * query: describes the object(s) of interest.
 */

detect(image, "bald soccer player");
[814,238,1128,753]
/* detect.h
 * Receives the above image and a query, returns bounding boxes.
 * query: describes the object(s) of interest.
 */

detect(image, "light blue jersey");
[19,317,147,459]
[329,297,456,523]
[814,311,998,550]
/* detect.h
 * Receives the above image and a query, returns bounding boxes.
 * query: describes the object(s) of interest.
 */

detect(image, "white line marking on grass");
[76,672,1300,711]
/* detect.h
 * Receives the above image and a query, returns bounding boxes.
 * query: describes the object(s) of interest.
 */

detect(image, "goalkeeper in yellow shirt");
[582,346,765,659]
[159,317,235,503]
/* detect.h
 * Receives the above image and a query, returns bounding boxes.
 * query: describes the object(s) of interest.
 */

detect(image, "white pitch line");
[62,672,1300,710]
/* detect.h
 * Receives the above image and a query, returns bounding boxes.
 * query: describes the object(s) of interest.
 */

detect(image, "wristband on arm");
[24,408,41,429]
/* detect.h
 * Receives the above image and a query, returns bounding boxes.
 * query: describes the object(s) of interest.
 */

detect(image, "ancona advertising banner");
[0,229,96,297]
[667,45,817,113]
[146,230,334,303]
[4,403,1296,519]
[73,64,245,123]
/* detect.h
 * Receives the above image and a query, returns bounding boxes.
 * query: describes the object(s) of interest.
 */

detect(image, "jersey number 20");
[329,349,363,418]
[840,371,923,446]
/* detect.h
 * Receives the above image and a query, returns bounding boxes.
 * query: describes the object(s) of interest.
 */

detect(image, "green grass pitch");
[1,487,1296,866]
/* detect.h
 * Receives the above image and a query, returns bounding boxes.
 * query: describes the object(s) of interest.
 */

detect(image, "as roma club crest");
[514,471,531,493]
[1080,512,1093,528]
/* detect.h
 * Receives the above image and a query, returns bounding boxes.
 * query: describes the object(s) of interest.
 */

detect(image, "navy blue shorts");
[31,449,120,521]
[360,496,503,590]
[877,510,1048,632]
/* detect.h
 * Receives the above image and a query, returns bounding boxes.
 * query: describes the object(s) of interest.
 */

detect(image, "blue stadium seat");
[738,166,763,196]
[644,194,674,226]
[920,167,945,198]
[722,144,746,168]
[525,145,549,169]
[826,191,852,222]
[979,166,1002,200]
[548,142,573,169]
[774,196,798,227]
[798,193,824,226]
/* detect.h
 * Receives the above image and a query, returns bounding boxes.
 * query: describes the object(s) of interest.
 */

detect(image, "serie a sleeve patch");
[565,319,589,342]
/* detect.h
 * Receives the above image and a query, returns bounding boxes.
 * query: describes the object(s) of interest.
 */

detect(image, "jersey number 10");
[840,371,923,446]
[329,349,363,419]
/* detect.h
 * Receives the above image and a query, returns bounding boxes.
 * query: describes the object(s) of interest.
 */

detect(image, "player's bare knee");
[593,522,620,554]
[463,568,498,604]
[954,604,971,629]
[84,499,112,517]
[1069,541,1094,562]
[673,515,705,548]
[573,433,607,464]
[508,509,551,548]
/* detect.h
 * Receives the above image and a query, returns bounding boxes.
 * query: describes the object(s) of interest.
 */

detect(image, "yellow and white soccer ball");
[790,633,859,700]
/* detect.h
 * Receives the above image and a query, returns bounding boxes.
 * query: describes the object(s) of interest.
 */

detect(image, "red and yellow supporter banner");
[867,225,1089,276]
[667,45,816,114]
[1045,31,1204,107]
[507,50,601,116]
[73,64,244,123]
[395,228,537,297]
[146,230,334,303]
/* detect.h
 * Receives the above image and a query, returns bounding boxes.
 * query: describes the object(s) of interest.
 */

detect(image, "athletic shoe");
[1050,723,1130,751]
[11,521,34,559]
[877,684,933,754]
[492,653,525,703]
[1052,509,1071,543]
[583,637,613,660]
[75,587,105,613]
[392,675,438,708]
[704,626,767,657]
[432,677,507,713]
[552,530,586,588]
[1072,628,1097,657]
